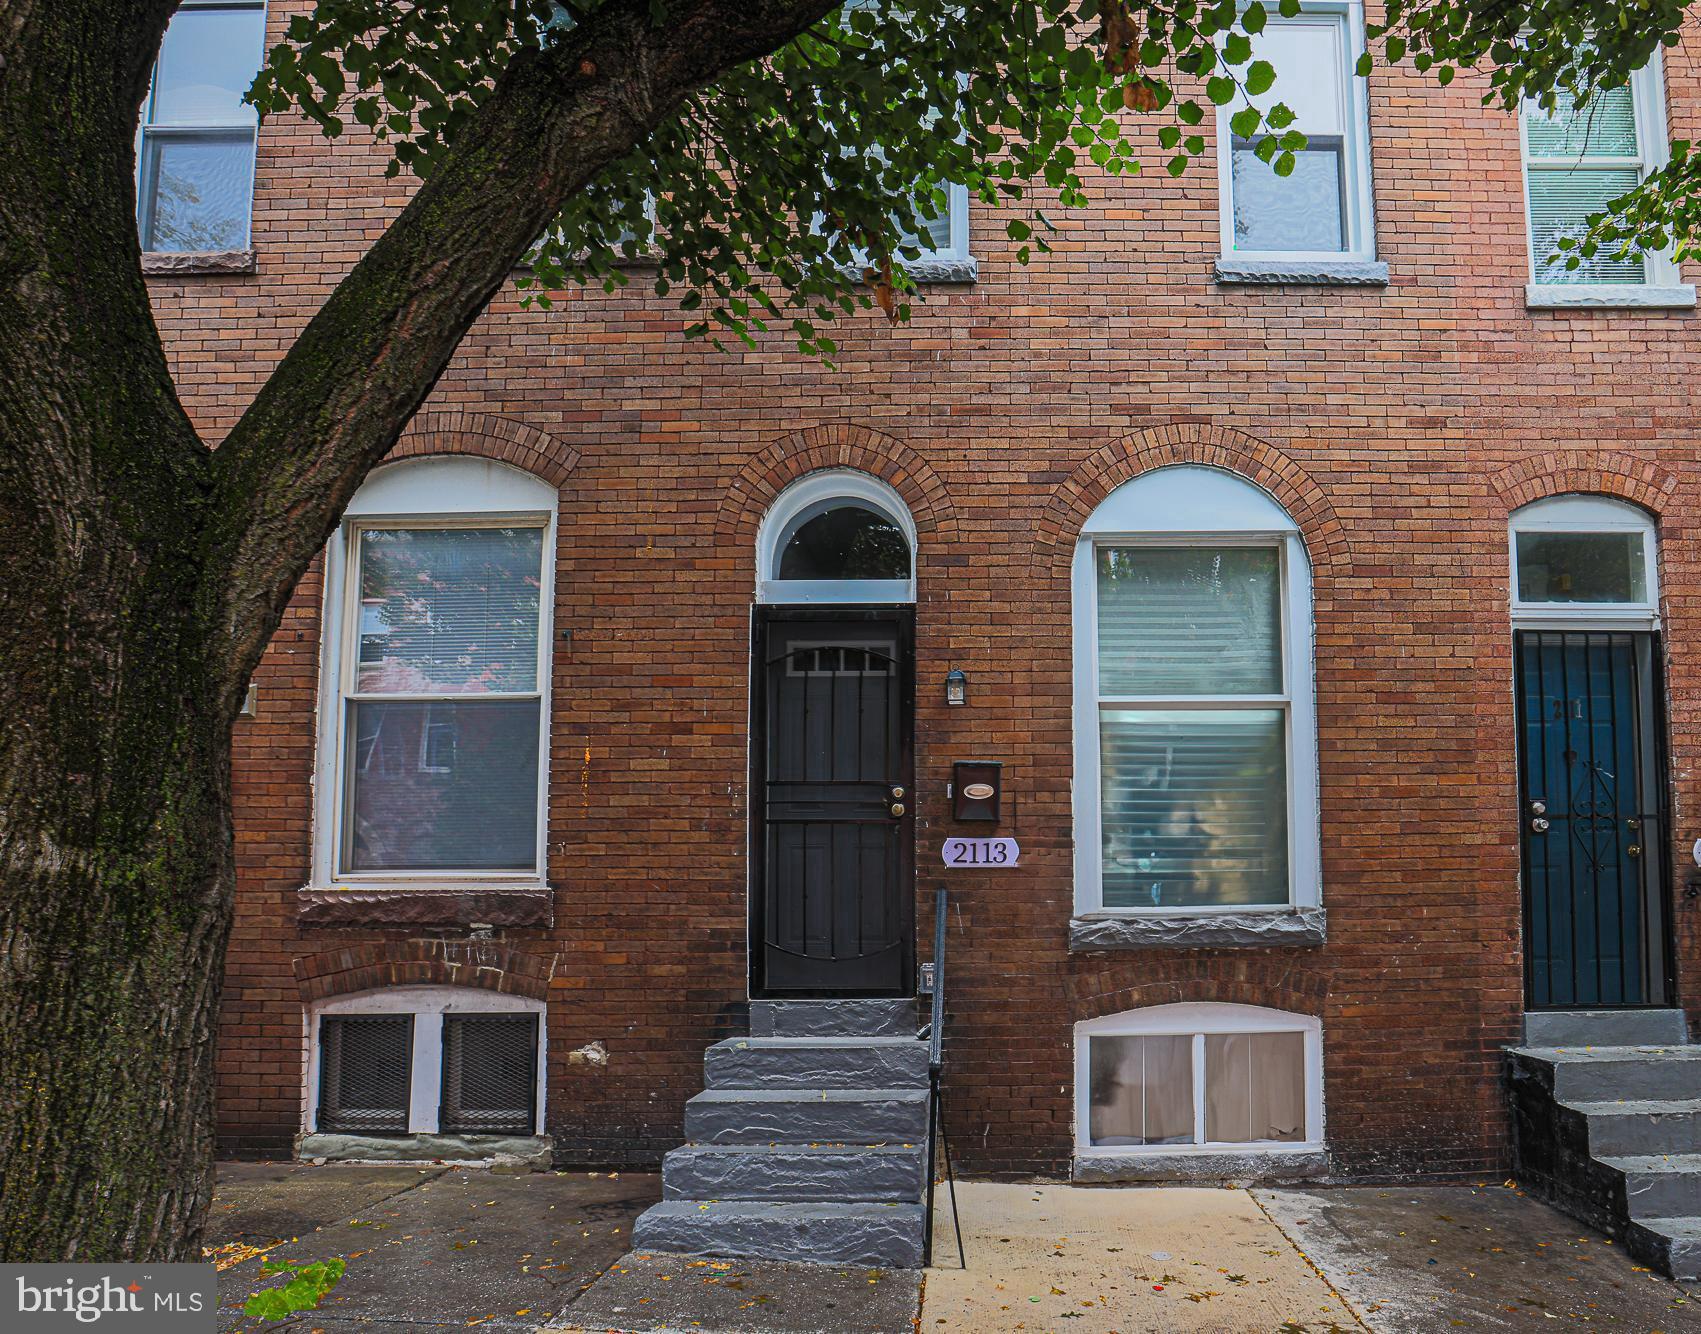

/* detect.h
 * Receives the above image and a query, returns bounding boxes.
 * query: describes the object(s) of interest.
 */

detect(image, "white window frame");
[1074,1002,1324,1157]
[756,469,917,604]
[1071,466,1320,916]
[311,457,557,889]
[1520,57,1680,291]
[304,986,547,1136]
[908,182,971,266]
[1509,494,1659,630]
[1215,1,1376,263]
[136,0,267,253]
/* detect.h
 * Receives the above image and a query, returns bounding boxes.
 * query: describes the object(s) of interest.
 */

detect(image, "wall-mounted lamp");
[945,668,968,706]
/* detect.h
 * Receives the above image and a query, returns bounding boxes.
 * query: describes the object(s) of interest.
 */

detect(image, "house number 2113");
[941,837,1020,867]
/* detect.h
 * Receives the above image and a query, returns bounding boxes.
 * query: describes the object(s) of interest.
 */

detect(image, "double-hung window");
[138,1,267,253]
[316,458,555,886]
[1216,2,1376,271]
[1520,61,1689,302]
[1073,467,1319,916]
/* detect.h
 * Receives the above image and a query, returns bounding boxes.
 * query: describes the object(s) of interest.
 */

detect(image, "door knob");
[1530,817,1550,833]
[1528,799,1547,816]
[1627,844,1643,858]
[890,803,906,817]
[891,786,906,799]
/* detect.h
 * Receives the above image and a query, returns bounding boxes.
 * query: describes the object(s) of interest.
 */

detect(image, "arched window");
[1510,495,1658,625]
[1075,1002,1323,1154]
[757,471,916,603]
[1072,466,1320,915]
[312,457,557,888]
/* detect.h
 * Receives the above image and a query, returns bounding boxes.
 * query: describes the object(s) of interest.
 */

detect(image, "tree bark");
[0,0,836,1262]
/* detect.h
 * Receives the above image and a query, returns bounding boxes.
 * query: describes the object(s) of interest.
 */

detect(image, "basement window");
[1075,1003,1322,1154]
[307,988,545,1136]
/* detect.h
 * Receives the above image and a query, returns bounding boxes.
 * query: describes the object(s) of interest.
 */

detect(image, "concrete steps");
[633,999,932,1268]
[1508,1014,1700,1281]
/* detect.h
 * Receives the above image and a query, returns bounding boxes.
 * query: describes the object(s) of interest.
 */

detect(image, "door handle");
[891,787,906,799]
[1627,844,1642,858]
[1530,817,1550,833]
[890,803,906,818]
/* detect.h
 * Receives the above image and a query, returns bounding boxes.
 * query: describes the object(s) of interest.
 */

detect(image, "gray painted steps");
[1599,1154,1701,1217]
[683,1087,929,1145]
[1511,1044,1701,1102]
[707,1036,931,1090]
[1568,1099,1701,1157]
[632,1200,928,1268]
[1627,1216,1701,1284]
[749,998,919,1038]
[661,1144,926,1202]
[1523,1009,1688,1047]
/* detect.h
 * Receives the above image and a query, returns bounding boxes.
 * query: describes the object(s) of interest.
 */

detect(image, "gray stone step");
[706,1036,930,1090]
[683,1088,929,1145]
[662,1144,926,1202]
[1626,1215,1701,1283]
[1523,1009,1689,1047]
[750,999,918,1038]
[1600,1155,1701,1219]
[1573,1099,1701,1157]
[1513,1045,1701,1102]
[631,1200,926,1268]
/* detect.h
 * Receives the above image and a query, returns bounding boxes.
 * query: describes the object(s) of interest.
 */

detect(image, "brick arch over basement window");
[1066,957,1329,1024]
[1490,450,1678,515]
[1034,423,1352,581]
[385,410,581,489]
[715,423,959,549]
[294,941,555,1004]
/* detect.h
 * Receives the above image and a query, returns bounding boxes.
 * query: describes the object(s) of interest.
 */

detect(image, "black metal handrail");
[921,885,964,1268]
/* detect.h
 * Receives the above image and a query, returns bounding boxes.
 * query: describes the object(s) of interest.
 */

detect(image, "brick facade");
[179,1,1701,1176]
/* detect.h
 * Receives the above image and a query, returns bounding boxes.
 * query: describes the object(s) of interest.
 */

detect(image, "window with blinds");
[440,1014,540,1134]
[1094,546,1290,909]
[341,523,546,873]
[317,1015,413,1135]
[1522,79,1654,285]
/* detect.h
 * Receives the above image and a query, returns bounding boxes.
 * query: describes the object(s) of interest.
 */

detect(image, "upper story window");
[1510,495,1658,624]
[313,458,556,886]
[1073,467,1319,915]
[1521,62,1682,293]
[138,1,267,253]
[1217,2,1375,260]
[757,470,916,604]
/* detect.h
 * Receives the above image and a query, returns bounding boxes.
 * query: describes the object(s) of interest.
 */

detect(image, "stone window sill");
[141,249,255,276]
[1524,283,1696,310]
[297,1131,553,1168]
[516,255,979,284]
[1214,256,1388,286]
[296,884,552,929]
[1073,1147,1328,1184]
[1069,907,1325,952]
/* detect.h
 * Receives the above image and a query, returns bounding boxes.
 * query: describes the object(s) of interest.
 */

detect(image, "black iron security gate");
[752,609,915,995]
[1515,629,1674,1010]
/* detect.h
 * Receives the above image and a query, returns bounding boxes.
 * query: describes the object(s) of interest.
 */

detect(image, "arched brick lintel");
[1490,450,1679,517]
[715,423,959,545]
[1034,424,1352,580]
[386,411,580,490]
[294,940,554,1004]
[1066,958,1328,1023]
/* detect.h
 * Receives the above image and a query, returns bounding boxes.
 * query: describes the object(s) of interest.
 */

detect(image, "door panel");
[753,611,915,995]
[1516,630,1672,1009]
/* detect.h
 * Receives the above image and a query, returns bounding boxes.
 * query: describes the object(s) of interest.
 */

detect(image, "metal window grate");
[318,1015,413,1134]
[440,1014,539,1135]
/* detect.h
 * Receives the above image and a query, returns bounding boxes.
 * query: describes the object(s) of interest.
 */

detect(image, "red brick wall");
[181,0,1701,1174]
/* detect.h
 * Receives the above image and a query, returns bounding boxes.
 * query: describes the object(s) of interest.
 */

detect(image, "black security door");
[1516,630,1673,1009]
[753,609,915,995]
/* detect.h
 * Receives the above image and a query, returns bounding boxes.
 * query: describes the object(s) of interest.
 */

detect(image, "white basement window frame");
[137,0,268,253]
[305,987,547,1136]
[1072,466,1320,916]
[1509,495,1660,630]
[1075,1002,1324,1156]
[755,469,917,604]
[1215,0,1376,264]
[310,457,558,889]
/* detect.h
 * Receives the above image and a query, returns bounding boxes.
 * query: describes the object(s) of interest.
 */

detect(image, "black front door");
[752,609,915,995]
[1516,630,1673,1009]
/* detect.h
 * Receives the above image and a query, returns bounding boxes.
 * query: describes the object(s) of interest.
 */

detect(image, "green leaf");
[1206,75,1236,104]
[1244,59,1275,96]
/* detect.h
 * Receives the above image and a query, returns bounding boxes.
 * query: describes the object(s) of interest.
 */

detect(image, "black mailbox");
[951,761,1002,823]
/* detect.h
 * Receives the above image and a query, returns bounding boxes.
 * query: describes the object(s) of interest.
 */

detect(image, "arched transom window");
[1510,495,1658,625]
[757,470,916,603]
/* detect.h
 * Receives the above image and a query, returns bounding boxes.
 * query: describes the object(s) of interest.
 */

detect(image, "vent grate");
[318,1014,413,1134]
[440,1013,538,1135]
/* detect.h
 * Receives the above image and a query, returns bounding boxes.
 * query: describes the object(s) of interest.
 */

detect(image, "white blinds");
[1524,83,1648,285]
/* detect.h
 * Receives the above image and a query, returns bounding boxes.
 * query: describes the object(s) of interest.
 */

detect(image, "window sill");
[141,249,255,276]
[1072,1146,1328,1184]
[1214,256,1388,287]
[296,884,552,929]
[1524,283,1696,310]
[297,1131,553,1168]
[1069,907,1325,952]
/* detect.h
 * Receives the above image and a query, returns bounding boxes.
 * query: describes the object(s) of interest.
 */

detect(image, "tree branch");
[208,0,842,699]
